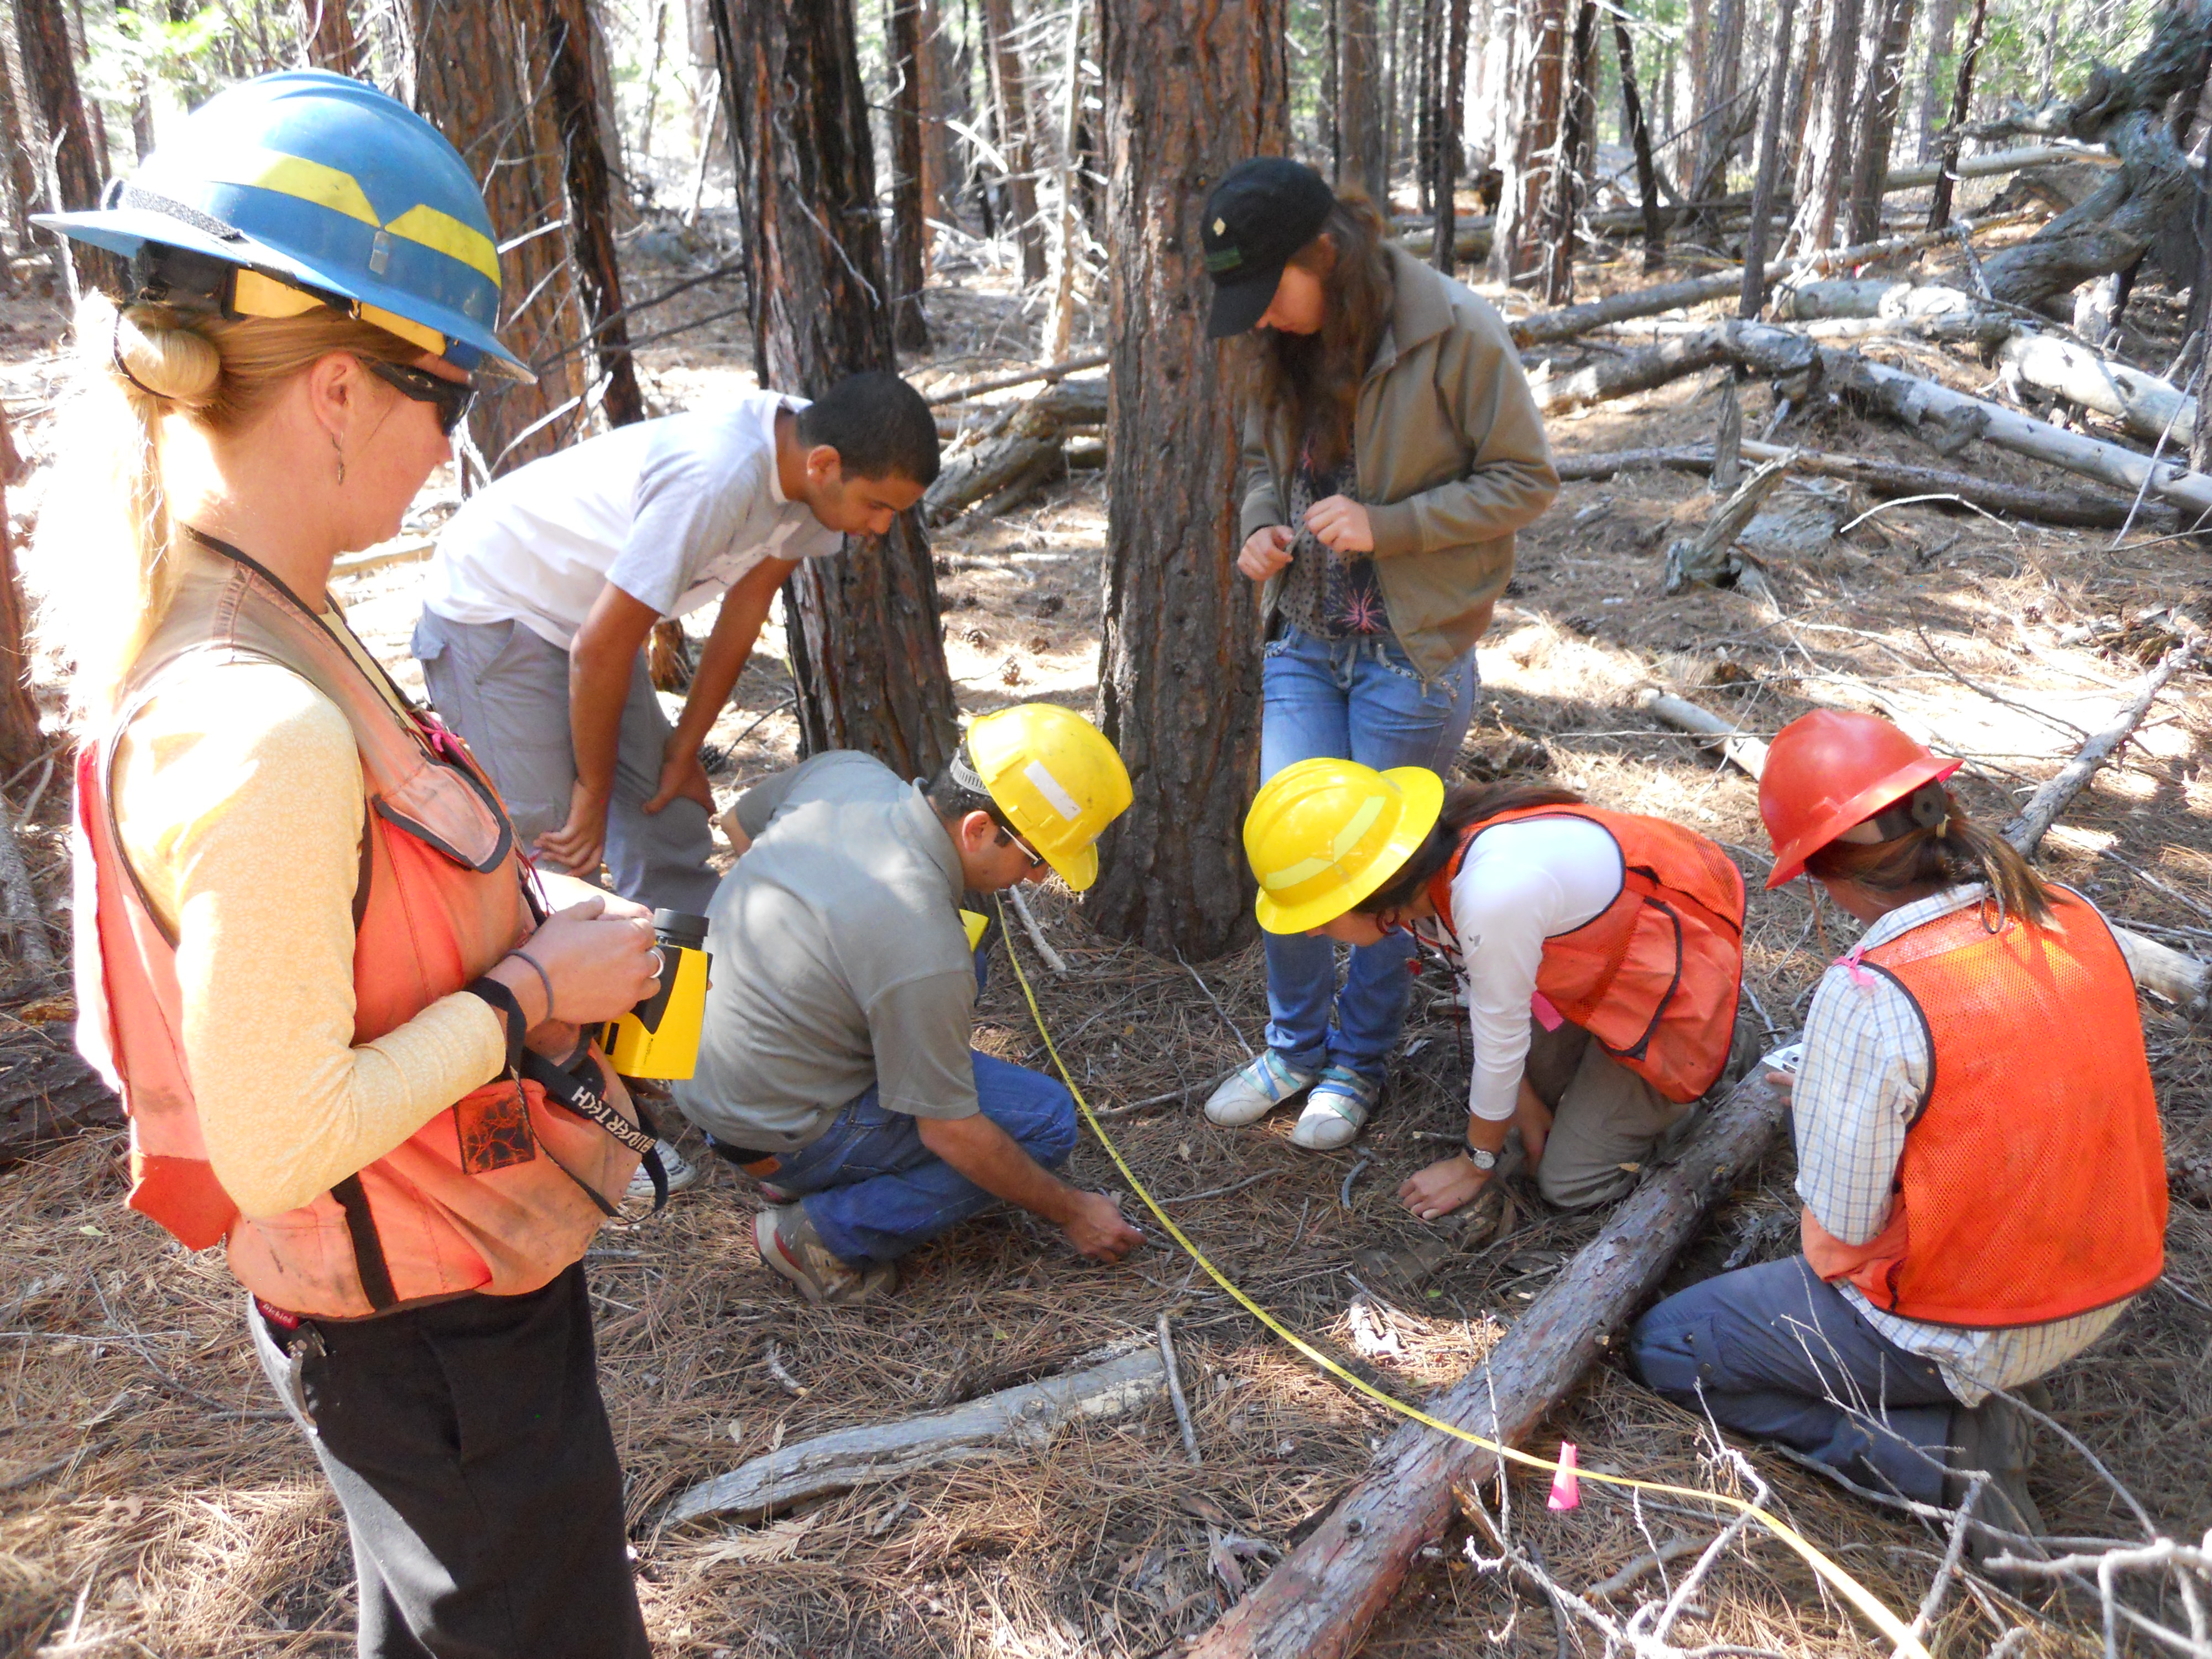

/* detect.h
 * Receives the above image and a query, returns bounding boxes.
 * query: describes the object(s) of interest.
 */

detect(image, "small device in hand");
[1762,1041,1804,1078]
[601,910,711,1080]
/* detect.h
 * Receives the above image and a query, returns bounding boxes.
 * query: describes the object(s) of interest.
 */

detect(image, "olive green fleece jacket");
[1240,244,1560,680]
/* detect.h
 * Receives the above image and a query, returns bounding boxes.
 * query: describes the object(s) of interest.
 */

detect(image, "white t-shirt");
[421,392,844,649]
[1417,815,1623,1121]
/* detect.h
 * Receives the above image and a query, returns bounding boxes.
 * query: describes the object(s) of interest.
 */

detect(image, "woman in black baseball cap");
[1198,156,1559,1158]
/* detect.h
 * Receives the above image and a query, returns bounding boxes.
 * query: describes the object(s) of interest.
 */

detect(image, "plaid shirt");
[1795,883,2128,1406]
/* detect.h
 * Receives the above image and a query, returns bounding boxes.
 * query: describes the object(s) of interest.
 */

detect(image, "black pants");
[251,1265,650,1659]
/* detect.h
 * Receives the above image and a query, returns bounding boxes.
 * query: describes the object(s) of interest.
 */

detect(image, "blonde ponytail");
[27,290,422,724]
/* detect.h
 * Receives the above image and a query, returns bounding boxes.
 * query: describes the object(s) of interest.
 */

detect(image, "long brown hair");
[1804,792,2053,925]
[1241,190,1395,473]
[1354,781,1586,915]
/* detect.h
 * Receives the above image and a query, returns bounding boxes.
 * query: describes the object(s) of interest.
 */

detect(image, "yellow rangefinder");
[601,910,711,1080]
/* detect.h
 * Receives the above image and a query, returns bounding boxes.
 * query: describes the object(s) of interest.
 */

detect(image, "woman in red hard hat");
[1630,708,2167,1559]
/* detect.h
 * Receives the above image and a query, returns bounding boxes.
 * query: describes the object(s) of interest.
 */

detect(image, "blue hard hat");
[38,70,531,382]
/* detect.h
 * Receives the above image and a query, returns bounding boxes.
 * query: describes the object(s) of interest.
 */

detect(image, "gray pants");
[1522,1018,1695,1211]
[413,609,718,915]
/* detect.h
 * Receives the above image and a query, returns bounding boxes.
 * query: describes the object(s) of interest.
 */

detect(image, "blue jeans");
[1629,1257,1958,1502]
[1260,626,1478,1078]
[757,1051,1077,1265]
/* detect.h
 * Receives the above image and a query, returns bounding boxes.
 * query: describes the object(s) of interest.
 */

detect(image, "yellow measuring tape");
[995,902,1929,1659]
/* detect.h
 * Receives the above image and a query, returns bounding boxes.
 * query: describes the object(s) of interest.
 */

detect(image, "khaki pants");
[1520,1018,1694,1211]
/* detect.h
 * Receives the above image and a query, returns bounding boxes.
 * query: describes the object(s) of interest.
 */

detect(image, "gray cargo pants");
[412,609,719,915]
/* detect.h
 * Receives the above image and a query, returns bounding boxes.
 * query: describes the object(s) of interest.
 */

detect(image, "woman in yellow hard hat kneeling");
[1241,760,1746,1216]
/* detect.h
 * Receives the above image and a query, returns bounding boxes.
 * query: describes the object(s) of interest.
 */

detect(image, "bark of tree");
[981,0,1048,285]
[1043,2,1087,359]
[1090,0,1284,959]
[1963,3,2212,310]
[0,409,35,768]
[886,0,933,352]
[1686,0,1744,237]
[1489,0,1567,284]
[0,24,34,257]
[714,0,958,778]
[1613,19,1666,270]
[1340,0,1389,201]
[1740,0,1799,314]
[1926,0,1987,229]
[548,0,644,429]
[1912,0,1960,159]
[1430,0,1470,270]
[1844,0,1919,244]
[306,0,361,73]
[410,0,592,476]
[1414,0,1438,216]
[917,0,962,224]
[1537,0,1598,302]
[14,0,106,293]
[1793,0,1861,253]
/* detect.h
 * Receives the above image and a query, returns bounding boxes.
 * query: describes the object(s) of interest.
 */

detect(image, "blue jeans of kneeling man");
[744,1050,1077,1266]
[1629,1256,1957,1502]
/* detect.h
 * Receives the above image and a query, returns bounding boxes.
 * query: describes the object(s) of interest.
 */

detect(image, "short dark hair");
[794,370,940,486]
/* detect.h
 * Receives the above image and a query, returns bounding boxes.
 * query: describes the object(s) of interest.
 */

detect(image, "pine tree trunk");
[411,0,592,476]
[1430,0,1469,270]
[1912,0,1960,159]
[918,0,963,223]
[1739,0,1799,313]
[1537,0,1597,302]
[713,0,958,779]
[1383,0,1402,193]
[1844,0,1917,243]
[549,0,644,429]
[1925,0,1986,230]
[886,0,933,352]
[1323,0,1341,173]
[1489,0,1567,284]
[980,0,1048,286]
[1089,0,1285,959]
[1414,0,1437,215]
[305,0,360,72]
[1339,0,1385,202]
[1613,18,1666,269]
[0,407,35,768]
[14,0,106,291]
[0,25,34,255]
[1793,0,1860,251]
[1686,0,1742,234]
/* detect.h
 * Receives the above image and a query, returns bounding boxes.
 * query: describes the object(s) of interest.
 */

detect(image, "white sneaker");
[1290,1065,1380,1150]
[626,1139,700,1207]
[1204,1051,1319,1127]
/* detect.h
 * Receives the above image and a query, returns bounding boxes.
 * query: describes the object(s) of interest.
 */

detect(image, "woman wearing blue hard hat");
[34,72,661,1657]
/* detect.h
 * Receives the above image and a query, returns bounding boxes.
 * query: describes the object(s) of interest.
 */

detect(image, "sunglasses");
[995,820,1047,873]
[358,356,476,436]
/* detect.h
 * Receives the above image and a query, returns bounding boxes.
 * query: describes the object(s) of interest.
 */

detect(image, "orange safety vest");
[1801,890,2167,1328]
[72,536,642,1319]
[1426,805,1746,1103]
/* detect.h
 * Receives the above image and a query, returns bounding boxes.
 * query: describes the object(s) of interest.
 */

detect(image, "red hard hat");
[1758,709,1961,888]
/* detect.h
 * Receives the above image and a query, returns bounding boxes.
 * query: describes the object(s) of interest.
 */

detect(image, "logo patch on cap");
[1213,217,1227,235]
[1204,246,1244,274]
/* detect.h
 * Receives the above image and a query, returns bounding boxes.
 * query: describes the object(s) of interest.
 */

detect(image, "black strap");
[522,1048,667,1214]
[462,975,528,1077]
[329,1175,397,1312]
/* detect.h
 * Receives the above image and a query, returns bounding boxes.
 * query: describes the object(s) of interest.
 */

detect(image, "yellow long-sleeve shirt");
[112,635,507,1220]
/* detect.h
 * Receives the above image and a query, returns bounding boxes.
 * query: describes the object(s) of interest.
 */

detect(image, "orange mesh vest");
[1801,891,2167,1327]
[71,538,643,1319]
[1425,805,1746,1102]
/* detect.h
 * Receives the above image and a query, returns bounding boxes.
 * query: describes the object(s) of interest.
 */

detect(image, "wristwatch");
[1463,1140,1500,1172]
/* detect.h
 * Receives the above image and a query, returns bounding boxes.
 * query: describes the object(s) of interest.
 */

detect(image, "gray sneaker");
[753,1205,899,1306]
[1946,1395,2046,1567]
[1204,1051,1319,1127]
[625,1139,699,1208]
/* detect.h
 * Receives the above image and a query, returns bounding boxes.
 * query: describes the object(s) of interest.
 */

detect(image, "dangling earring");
[331,432,347,486]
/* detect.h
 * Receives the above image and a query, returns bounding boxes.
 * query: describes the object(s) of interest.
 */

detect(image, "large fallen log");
[1188,1068,1794,1659]
[660,1340,1165,1524]
[2003,638,2205,852]
[1533,323,1804,416]
[1641,689,2211,1009]
[921,377,1108,525]
[1554,439,2138,527]
[1997,332,2195,447]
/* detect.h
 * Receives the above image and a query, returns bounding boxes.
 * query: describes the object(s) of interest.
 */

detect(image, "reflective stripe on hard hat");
[1022,759,1083,822]
[1244,760,1443,933]
[961,704,1133,893]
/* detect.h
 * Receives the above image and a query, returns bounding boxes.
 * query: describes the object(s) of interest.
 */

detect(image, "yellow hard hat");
[960,703,1133,892]
[1245,759,1444,933]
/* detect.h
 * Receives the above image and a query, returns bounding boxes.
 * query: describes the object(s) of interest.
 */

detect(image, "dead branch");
[922,377,1107,524]
[1005,884,1067,976]
[1186,1068,1793,1659]
[924,351,1110,406]
[1662,453,1794,596]
[2001,639,2205,852]
[660,1340,1164,1524]
[1158,1313,1201,1466]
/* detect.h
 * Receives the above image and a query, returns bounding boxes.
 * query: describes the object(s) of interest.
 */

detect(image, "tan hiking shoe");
[1946,1395,2046,1568]
[753,1206,899,1306]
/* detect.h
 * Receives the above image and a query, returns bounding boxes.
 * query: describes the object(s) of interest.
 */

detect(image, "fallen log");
[924,351,1111,406]
[1997,332,2195,447]
[1554,439,2137,527]
[921,378,1107,525]
[1639,689,2211,1009]
[660,1340,1165,1524]
[1187,1068,1794,1659]
[1533,324,1800,416]
[2002,638,2205,852]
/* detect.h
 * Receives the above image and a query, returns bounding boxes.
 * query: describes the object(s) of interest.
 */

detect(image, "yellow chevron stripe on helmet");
[201,148,502,289]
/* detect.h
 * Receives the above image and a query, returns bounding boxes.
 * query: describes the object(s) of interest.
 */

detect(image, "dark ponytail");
[1351,781,1585,915]
[1804,792,2052,925]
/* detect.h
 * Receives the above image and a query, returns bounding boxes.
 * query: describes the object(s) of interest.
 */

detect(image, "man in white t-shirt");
[412,371,939,915]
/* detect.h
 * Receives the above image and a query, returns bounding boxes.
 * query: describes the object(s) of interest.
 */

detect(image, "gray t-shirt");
[671,752,980,1150]
[421,392,844,649]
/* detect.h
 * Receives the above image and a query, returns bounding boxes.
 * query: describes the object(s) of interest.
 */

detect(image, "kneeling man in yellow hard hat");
[670,705,1145,1304]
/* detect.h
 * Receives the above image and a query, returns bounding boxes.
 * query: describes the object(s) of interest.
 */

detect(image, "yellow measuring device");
[995,900,1929,1659]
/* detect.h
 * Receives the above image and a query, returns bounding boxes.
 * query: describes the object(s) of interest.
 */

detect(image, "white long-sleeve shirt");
[1416,815,1623,1121]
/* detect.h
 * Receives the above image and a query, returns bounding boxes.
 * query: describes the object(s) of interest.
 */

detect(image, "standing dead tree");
[548,0,643,429]
[886,0,933,353]
[1089,0,1284,959]
[1845,0,1922,244]
[1537,1,1598,302]
[714,0,959,778]
[1963,0,2212,310]
[1925,0,1990,230]
[1430,0,1471,270]
[1793,0,1862,252]
[1490,0,1568,283]
[1613,19,1666,269]
[1739,0,1799,313]
[981,0,1048,285]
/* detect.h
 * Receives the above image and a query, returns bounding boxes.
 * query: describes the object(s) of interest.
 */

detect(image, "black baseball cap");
[1201,158,1338,340]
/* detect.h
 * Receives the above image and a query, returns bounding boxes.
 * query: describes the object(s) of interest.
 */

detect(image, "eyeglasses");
[358,356,476,436]
[995,820,1047,873]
